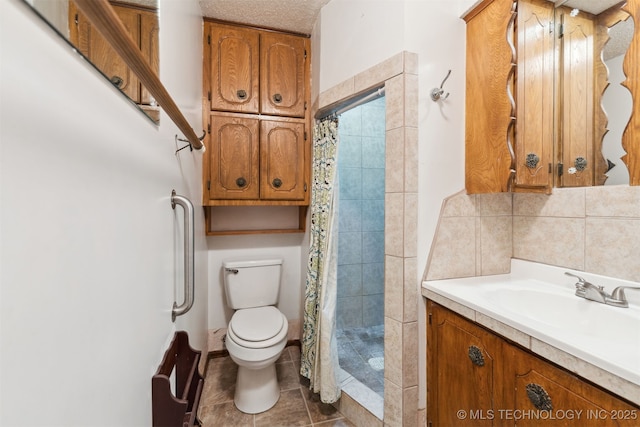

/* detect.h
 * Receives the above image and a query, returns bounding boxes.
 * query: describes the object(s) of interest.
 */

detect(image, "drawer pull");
[468,345,485,366]
[236,177,247,188]
[272,178,283,188]
[237,89,247,100]
[273,93,283,103]
[526,383,553,411]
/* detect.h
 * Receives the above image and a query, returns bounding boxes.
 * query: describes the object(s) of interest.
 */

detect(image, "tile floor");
[198,345,356,427]
[336,325,384,398]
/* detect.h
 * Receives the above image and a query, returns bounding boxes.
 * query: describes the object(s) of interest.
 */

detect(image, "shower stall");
[335,95,386,400]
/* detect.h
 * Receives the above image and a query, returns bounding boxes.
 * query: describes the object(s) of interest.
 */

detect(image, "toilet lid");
[229,306,285,342]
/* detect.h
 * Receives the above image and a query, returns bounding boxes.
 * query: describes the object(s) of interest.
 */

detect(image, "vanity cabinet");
[69,1,159,113]
[202,20,311,235]
[427,301,639,427]
[427,300,504,426]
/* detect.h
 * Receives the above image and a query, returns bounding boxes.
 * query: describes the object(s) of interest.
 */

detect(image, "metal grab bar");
[171,190,195,321]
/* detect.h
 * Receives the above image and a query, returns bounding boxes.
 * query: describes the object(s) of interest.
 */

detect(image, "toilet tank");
[222,257,283,309]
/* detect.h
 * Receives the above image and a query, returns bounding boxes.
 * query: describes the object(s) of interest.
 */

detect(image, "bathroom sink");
[423,264,640,389]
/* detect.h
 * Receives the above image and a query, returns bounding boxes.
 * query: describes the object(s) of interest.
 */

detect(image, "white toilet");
[222,257,289,414]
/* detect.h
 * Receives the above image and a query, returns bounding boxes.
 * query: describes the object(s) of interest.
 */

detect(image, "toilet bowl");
[225,306,289,414]
[222,257,288,413]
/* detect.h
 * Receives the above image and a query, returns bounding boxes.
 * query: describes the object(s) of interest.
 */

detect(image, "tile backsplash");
[425,186,640,283]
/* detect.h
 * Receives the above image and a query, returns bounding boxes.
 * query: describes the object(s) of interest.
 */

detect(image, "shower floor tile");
[336,325,384,398]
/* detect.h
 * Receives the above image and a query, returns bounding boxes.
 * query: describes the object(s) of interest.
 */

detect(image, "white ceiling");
[198,0,332,34]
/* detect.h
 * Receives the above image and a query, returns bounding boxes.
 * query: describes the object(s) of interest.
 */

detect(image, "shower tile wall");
[337,97,386,329]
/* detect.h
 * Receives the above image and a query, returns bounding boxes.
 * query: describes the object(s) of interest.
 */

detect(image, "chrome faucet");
[565,272,639,308]
[608,286,640,308]
[565,272,608,303]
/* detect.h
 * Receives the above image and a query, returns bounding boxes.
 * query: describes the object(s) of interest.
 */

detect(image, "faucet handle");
[565,272,586,285]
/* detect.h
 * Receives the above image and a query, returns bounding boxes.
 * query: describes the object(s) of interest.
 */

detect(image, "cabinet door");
[505,345,639,427]
[139,8,159,106]
[70,3,141,103]
[464,0,515,194]
[208,115,260,199]
[515,0,554,191]
[260,120,306,200]
[260,33,307,118]
[557,7,596,187]
[208,24,260,114]
[427,301,504,427]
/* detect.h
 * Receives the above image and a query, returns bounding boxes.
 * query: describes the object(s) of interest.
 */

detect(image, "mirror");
[22,0,160,123]
[554,0,634,186]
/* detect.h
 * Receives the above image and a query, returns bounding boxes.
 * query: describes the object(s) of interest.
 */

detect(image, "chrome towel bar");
[171,190,195,321]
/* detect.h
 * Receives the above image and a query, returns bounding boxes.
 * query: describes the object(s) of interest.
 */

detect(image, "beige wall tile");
[442,191,478,217]
[404,127,419,193]
[386,127,404,193]
[585,218,640,282]
[386,193,404,257]
[403,51,419,74]
[402,386,419,427]
[404,193,418,257]
[425,217,477,280]
[385,75,404,131]
[354,52,404,93]
[385,255,404,322]
[384,317,403,387]
[513,188,586,217]
[586,185,640,218]
[404,257,418,322]
[513,216,585,270]
[402,321,419,387]
[478,192,512,216]
[318,77,355,109]
[336,391,383,427]
[480,216,512,275]
[475,217,482,275]
[383,379,403,427]
[404,74,419,127]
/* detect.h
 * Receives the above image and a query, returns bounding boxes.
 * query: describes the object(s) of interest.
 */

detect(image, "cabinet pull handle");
[574,156,587,171]
[236,177,247,188]
[468,345,485,366]
[273,93,283,103]
[272,178,283,188]
[525,153,540,169]
[110,75,124,88]
[237,89,247,100]
[526,383,553,411]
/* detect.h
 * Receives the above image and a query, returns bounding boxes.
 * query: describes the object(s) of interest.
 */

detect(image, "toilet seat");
[227,306,288,349]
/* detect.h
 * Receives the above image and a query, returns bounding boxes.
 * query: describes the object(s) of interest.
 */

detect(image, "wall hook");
[430,70,452,102]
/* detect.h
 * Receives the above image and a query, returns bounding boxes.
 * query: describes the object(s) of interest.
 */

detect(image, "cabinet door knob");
[468,345,485,366]
[272,178,283,188]
[273,93,283,103]
[526,383,553,411]
[111,75,124,88]
[236,177,247,188]
[237,89,247,100]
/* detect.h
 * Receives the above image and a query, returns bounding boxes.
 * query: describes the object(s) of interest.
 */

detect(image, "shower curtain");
[300,116,341,403]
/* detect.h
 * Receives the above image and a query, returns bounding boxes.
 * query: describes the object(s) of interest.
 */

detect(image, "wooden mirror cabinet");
[464,0,640,193]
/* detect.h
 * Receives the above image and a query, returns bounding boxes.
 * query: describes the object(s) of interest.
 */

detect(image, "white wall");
[0,0,206,425]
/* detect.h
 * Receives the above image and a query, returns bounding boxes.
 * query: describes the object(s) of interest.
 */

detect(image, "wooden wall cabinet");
[207,113,306,202]
[203,21,311,235]
[206,22,307,118]
[427,301,639,427]
[69,1,159,117]
[464,0,640,193]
